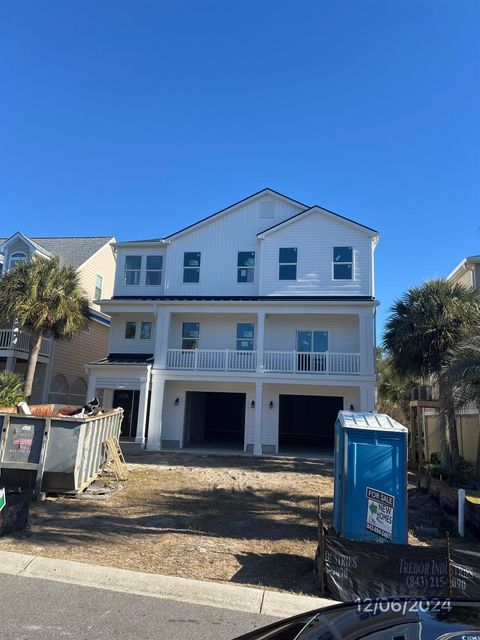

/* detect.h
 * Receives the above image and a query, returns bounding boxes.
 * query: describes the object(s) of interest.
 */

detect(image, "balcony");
[166,349,360,375]
[0,328,52,358]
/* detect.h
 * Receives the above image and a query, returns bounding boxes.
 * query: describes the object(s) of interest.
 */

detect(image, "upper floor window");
[140,321,152,340]
[146,255,163,285]
[333,247,353,280]
[237,252,255,283]
[95,274,103,300]
[9,252,27,270]
[278,248,297,280]
[182,322,199,349]
[183,252,201,283]
[237,323,254,351]
[124,256,141,285]
[125,321,137,339]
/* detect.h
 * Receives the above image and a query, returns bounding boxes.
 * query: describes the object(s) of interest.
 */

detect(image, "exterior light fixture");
[174,398,180,406]
[250,401,255,409]
[269,401,273,409]
[349,404,354,411]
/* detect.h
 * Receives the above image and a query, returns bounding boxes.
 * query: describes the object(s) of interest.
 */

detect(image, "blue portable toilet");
[333,411,408,544]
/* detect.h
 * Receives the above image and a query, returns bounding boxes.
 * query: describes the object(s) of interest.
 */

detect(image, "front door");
[113,390,140,439]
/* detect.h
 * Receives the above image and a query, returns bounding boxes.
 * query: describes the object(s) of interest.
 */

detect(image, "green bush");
[0,372,26,408]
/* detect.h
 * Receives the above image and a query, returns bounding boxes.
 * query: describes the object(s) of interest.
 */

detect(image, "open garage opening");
[278,394,343,455]
[184,391,246,450]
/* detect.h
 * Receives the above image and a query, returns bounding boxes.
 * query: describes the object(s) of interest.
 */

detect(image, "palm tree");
[0,372,26,408]
[376,349,418,423]
[442,334,480,477]
[0,257,89,399]
[383,279,480,471]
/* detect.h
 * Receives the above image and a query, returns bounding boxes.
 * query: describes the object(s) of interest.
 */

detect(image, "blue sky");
[1,1,479,338]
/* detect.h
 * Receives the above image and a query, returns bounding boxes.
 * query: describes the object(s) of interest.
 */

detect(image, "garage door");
[278,394,343,451]
[184,391,246,447]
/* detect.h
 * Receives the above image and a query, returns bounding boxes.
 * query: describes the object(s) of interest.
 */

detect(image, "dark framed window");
[237,252,255,283]
[182,322,199,349]
[236,323,254,351]
[140,322,152,340]
[124,256,142,285]
[146,255,163,285]
[279,247,297,280]
[333,246,353,280]
[183,252,201,283]
[125,321,137,339]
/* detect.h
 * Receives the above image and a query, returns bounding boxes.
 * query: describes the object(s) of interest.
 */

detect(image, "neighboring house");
[413,254,480,465]
[0,233,116,404]
[87,188,379,454]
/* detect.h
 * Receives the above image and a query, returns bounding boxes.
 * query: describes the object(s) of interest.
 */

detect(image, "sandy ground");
[0,452,476,596]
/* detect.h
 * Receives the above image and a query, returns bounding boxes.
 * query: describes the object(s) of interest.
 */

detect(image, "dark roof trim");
[258,206,378,236]
[112,295,375,302]
[91,353,154,365]
[163,188,309,240]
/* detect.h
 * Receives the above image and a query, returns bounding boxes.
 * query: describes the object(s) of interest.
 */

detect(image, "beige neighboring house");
[414,255,480,465]
[0,233,116,404]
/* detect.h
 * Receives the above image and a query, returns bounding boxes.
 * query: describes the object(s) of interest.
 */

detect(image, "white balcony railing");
[166,349,360,375]
[263,351,360,374]
[0,328,52,358]
[166,349,257,371]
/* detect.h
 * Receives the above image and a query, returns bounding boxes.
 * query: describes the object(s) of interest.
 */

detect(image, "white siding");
[259,211,372,296]
[163,195,304,296]
[264,314,359,352]
[449,266,474,289]
[161,380,255,447]
[261,384,360,448]
[114,247,166,297]
[168,314,257,350]
[109,313,156,354]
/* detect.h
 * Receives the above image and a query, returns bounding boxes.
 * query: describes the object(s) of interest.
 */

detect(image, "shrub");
[0,372,26,408]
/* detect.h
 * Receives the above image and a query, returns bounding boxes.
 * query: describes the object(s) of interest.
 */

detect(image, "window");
[237,252,255,283]
[237,323,254,351]
[333,246,353,280]
[69,378,87,405]
[124,256,142,285]
[125,321,137,339]
[182,322,199,349]
[140,321,152,340]
[278,248,297,280]
[9,252,27,270]
[146,255,163,285]
[183,252,201,283]
[49,375,69,404]
[95,274,103,300]
[296,330,329,353]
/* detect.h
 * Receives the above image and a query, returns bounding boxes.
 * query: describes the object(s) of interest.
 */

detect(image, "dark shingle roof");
[92,354,154,365]
[0,236,113,269]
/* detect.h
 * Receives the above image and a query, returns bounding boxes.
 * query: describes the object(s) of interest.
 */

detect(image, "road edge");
[0,550,336,617]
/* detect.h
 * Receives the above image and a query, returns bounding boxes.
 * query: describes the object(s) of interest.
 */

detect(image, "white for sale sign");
[365,487,394,541]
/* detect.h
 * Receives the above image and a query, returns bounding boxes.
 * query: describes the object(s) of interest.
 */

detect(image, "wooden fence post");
[317,496,325,597]
[446,531,453,597]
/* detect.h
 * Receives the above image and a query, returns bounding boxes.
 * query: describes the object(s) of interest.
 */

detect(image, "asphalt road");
[0,574,278,640]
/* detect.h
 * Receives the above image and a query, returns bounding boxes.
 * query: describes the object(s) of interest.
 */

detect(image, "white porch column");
[136,368,151,444]
[253,381,263,455]
[256,312,265,373]
[155,311,171,369]
[86,372,97,401]
[360,384,376,412]
[359,312,375,376]
[146,371,165,450]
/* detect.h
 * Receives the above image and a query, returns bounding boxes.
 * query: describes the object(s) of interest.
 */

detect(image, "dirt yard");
[0,452,476,595]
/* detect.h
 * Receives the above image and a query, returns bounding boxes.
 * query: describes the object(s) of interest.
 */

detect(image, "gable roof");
[163,188,309,240]
[257,205,378,238]
[0,235,114,269]
[447,255,480,281]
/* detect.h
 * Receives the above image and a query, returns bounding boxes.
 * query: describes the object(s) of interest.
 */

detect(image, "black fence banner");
[320,533,480,601]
